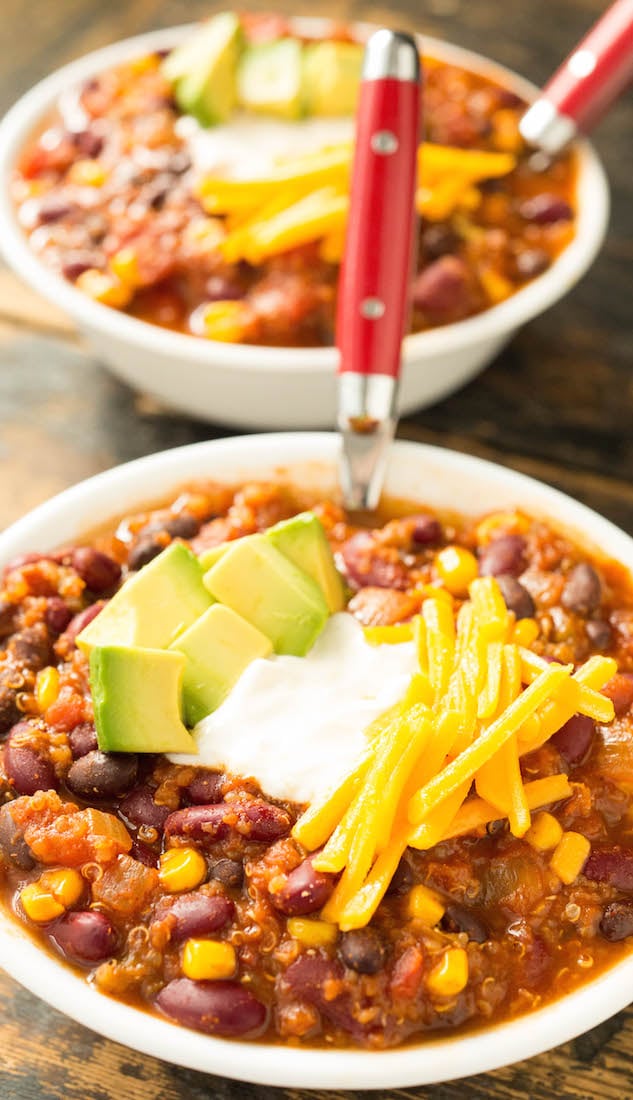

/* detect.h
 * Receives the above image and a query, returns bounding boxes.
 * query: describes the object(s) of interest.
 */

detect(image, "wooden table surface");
[1,0,633,1096]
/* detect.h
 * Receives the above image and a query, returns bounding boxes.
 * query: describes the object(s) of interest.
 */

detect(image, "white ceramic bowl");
[1,432,633,1088]
[0,21,610,429]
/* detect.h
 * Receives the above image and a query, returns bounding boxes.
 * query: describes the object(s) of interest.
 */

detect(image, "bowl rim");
[0,18,610,373]
[1,430,633,1089]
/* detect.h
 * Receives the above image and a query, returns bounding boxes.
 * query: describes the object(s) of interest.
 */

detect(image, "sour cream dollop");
[169,613,416,804]
[178,112,355,180]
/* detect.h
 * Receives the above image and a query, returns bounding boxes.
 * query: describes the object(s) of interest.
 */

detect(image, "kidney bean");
[551,714,595,764]
[3,552,53,576]
[66,750,138,799]
[519,194,573,224]
[64,602,106,645]
[205,274,244,302]
[338,928,386,973]
[154,892,235,943]
[131,839,159,868]
[411,515,442,546]
[5,728,57,794]
[561,563,602,616]
[8,624,52,671]
[156,979,267,1038]
[441,903,488,943]
[0,599,16,639]
[270,857,335,916]
[67,722,98,759]
[421,223,460,260]
[600,900,633,942]
[340,531,409,591]
[71,548,121,593]
[478,535,527,578]
[185,772,224,805]
[0,803,34,869]
[585,619,613,650]
[119,785,170,829]
[411,256,469,315]
[127,537,164,571]
[49,911,118,962]
[211,858,244,889]
[72,128,104,158]
[164,800,291,846]
[281,956,365,1039]
[514,248,551,280]
[495,574,535,620]
[62,253,101,281]
[44,597,72,634]
[584,846,633,891]
[602,673,633,717]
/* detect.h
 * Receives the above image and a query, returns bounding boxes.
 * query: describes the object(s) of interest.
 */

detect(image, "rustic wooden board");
[1,0,633,1095]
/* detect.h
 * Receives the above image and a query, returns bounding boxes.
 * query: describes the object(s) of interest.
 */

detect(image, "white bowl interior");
[1,432,632,1089]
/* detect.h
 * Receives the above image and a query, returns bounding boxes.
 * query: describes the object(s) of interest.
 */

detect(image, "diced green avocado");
[91,646,197,753]
[198,542,231,572]
[302,41,363,117]
[170,603,272,726]
[77,543,214,655]
[237,39,304,120]
[163,12,243,127]
[265,512,345,613]
[203,534,329,655]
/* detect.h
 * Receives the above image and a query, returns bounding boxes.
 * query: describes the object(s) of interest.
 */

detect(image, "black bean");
[156,979,267,1038]
[164,514,200,539]
[561,563,602,616]
[585,619,613,650]
[67,722,98,759]
[44,597,72,634]
[338,928,386,974]
[519,194,573,224]
[514,248,551,279]
[66,750,138,799]
[386,857,413,895]
[600,900,633,942]
[127,537,164,571]
[210,859,244,889]
[71,548,121,593]
[0,679,21,737]
[441,903,488,943]
[49,911,117,962]
[495,574,535,620]
[421,223,460,260]
[0,803,34,869]
[478,535,527,578]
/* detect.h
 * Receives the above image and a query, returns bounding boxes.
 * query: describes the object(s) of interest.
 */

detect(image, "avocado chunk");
[302,41,363,116]
[203,534,329,655]
[198,542,231,572]
[237,38,304,120]
[77,543,213,655]
[265,512,345,613]
[163,12,243,127]
[91,646,197,753]
[170,603,272,726]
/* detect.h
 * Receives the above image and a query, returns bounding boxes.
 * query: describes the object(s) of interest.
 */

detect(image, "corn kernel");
[20,883,64,923]
[550,832,591,885]
[427,948,469,998]
[182,939,237,981]
[435,546,479,597]
[287,918,338,948]
[491,108,523,153]
[40,868,85,908]
[68,158,106,187]
[475,511,530,545]
[363,623,415,646]
[201,300,248,343]
[479,266,514,305]
[76,269,133,309]
[35,666,60,712]
[407,884,445,926]
[110,247,140,287]
[525,811,563,853]
[129,54,159,75]
[159,847,207,893]
[513,618,539,646]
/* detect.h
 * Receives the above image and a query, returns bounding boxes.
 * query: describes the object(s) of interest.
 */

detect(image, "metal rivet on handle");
[360,297,386,319]
[568,49,596,78]
[370,130,399,155]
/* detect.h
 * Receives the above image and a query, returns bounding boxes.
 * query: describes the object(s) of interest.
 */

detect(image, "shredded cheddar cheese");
[293,576,616,929]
